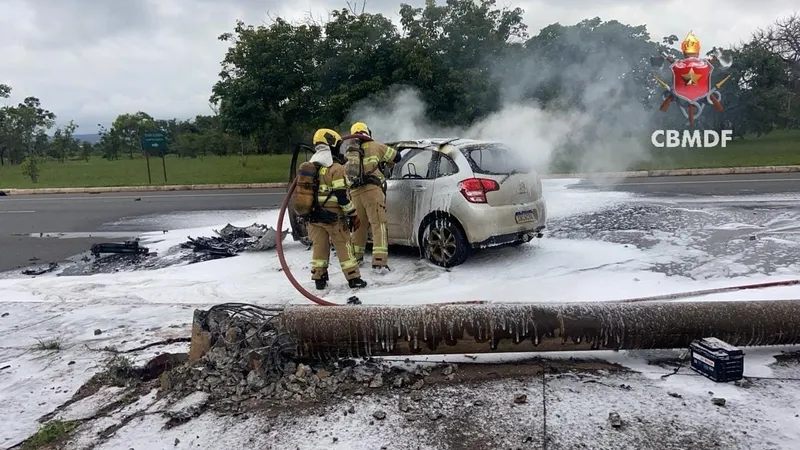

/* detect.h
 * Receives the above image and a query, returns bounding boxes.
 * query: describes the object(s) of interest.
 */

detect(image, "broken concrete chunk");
[373,410,386,420]
[398,397,410,412]
[608,412,622,428]
[369,374,384,388]
[247,371,266,391]
[426,410,443,421]
[296,363,311,379]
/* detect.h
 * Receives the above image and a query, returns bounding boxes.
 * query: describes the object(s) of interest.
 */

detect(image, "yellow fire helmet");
[312,128,342,148]
[350,122,372,137]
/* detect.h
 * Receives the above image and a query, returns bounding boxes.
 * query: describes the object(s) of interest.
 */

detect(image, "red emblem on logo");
[671,57,713,103]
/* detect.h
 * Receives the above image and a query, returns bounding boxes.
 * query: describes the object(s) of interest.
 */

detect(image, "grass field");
[632,130,800,171]
[0,154,294,189]
[0,130,798,189]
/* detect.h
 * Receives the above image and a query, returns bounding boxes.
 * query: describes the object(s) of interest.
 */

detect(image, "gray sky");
[0,0,796,132]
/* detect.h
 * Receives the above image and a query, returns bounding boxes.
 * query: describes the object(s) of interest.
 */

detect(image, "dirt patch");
[772,350,800,365]
[427,357,626,385]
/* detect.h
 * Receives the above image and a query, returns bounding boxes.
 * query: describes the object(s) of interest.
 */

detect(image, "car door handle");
[413,186,427,191]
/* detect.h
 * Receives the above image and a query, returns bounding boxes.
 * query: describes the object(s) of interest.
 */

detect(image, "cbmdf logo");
[650,31,732,127]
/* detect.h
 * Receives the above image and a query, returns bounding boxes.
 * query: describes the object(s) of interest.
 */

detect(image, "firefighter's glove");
[346,214,361,232]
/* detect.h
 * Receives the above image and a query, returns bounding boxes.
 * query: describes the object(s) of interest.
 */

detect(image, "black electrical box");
[689,337,744,383]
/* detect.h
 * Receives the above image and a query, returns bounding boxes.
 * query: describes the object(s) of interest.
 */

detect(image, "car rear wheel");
[421,217,470,268]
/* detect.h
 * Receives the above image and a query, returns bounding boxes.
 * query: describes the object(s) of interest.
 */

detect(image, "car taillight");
[458,178,500,203]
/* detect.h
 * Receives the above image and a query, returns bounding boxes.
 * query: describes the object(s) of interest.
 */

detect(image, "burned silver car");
[288,138,546,267]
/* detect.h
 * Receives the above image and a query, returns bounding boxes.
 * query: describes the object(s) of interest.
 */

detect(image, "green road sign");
[141,132,168,153]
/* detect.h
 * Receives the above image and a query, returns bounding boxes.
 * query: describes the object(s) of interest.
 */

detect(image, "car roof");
[388,138,502,151]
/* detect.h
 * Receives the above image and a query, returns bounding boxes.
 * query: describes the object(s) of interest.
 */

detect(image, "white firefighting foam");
[2,179,800,448]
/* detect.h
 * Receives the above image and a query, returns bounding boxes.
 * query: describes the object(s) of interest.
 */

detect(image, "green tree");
[21,156,41,183]
[211,18,323,153]
[80,141,92,161]
[97,124,122,160]
[0,84,12,165]
[0,97,56,165]
[110,112,155,159]
[392,0,527,124]
[50,120,79,162]
[316,8,401,126]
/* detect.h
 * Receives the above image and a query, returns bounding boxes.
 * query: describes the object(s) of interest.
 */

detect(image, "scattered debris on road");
[21,262,59,276]
[91,239,152,258]
[180,223,287,260]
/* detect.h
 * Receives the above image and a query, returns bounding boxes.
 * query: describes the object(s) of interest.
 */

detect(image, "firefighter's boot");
[314,273,329,290]
[348,277,367,289]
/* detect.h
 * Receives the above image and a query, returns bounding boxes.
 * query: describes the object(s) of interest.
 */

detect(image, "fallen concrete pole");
[276,300,800,358]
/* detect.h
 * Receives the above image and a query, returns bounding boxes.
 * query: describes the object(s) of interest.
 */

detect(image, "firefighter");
[302,128,367,290]
[344,122,402,273]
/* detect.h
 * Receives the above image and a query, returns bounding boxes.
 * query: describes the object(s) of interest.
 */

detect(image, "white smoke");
[711,47,734,68]
[346,33,660,175]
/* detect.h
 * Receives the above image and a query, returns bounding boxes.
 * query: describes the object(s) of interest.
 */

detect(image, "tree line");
[1,0,798,169]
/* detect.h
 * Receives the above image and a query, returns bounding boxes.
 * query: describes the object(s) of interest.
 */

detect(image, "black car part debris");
[181,236,238,258]
[180,223,286,260]
[91,240,151,258]
[21,262,59,276]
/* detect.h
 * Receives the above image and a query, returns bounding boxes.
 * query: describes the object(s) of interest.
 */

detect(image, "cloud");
[0,0,796,130]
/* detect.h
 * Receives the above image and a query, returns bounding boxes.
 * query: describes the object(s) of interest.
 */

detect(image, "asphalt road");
[572,172,800,196]
[0,189,287,272]
[1,172,798,273]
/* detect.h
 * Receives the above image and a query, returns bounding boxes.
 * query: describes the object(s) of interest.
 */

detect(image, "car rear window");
[463,144,528,175]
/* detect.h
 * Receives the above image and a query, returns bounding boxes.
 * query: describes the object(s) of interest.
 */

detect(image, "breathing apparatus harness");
[340,133,386,193]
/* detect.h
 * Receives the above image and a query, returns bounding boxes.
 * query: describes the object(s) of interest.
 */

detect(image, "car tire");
[421,216,470,268]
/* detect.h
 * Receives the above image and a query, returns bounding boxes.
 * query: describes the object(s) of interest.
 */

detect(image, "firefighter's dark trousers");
[351,184,388,267]
[308,219,360,281]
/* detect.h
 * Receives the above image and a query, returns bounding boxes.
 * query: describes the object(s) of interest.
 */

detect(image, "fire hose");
[276,178,338,306]
[274,133,376,306]
[275,139,800,307]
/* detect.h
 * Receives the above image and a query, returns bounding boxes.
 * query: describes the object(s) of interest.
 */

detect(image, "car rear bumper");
[456,198,547,246]
[471,226,545,249]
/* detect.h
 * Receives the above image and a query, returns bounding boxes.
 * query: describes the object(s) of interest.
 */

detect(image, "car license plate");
[515,210,536,224]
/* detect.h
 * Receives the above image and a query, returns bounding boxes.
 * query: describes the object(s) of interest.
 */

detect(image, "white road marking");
[0,210,35,213]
